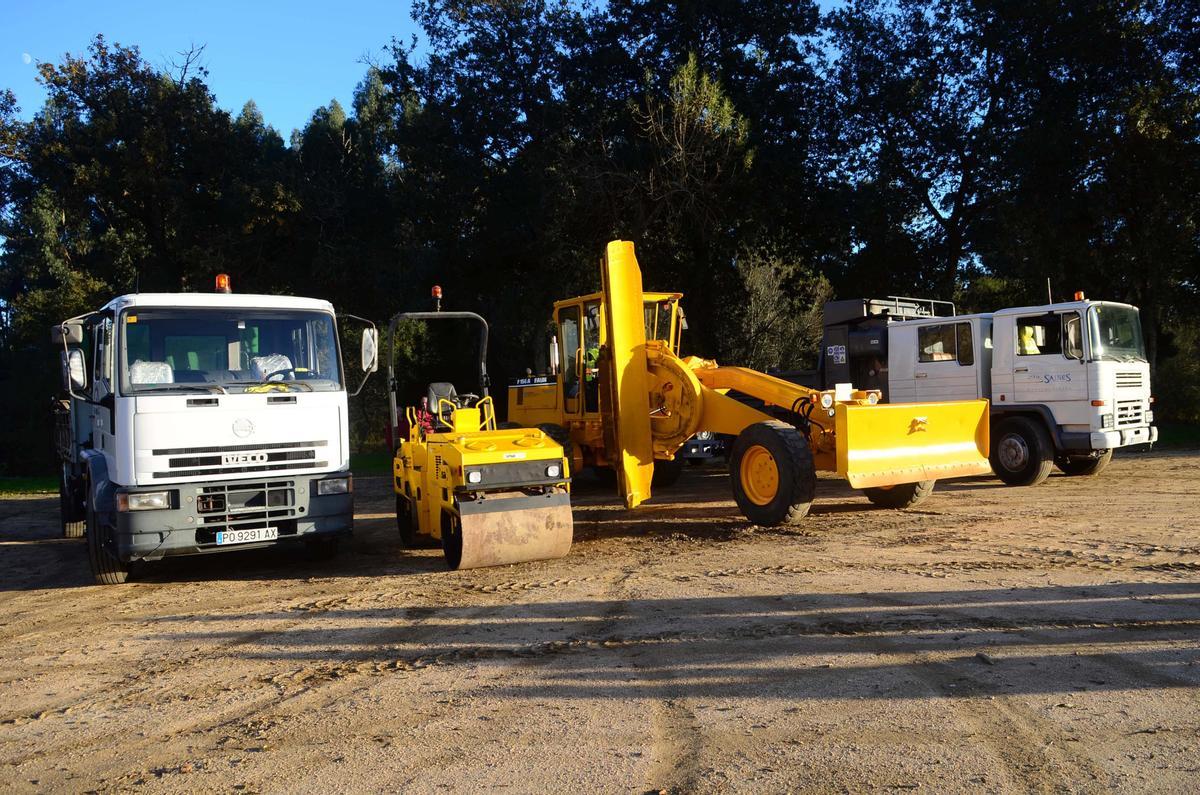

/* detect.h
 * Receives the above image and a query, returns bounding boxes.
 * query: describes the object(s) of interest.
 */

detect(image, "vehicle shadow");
[144,580,1200,701]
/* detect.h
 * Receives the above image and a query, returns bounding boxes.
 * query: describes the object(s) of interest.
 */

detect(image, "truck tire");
[397,494,437,548]
[863,480,936,509]
[86,503,130,585]
[1056,449,1113,477]
[652,456,685,488]
[990,416,1054,487]
[729,421,815,526]
[59,467,85,538]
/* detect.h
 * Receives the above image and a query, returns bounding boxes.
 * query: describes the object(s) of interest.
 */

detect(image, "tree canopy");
[1,1,1197,473]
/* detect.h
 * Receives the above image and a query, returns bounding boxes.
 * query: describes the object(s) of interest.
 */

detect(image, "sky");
[0,0,421,137]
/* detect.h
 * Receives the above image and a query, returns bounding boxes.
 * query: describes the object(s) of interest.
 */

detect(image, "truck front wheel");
[86,503,130,585]
[990,416,1054,487]
[1056,449,1113,477]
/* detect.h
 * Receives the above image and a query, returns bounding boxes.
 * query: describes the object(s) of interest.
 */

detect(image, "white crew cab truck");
[811,295,1156,487]
[53,281,378,584]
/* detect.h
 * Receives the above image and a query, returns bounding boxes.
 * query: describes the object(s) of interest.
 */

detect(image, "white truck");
[809,295,1156,486]
[53,277,378,584]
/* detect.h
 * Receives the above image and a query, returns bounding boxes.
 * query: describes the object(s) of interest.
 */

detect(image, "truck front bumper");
[1062,426,1157,452]
[114,473,353,562]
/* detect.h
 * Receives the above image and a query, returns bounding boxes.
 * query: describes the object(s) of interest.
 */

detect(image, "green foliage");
[1,1,1198,473]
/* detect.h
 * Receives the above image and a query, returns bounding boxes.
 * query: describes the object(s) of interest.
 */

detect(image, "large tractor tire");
[990,416,1054,487]
[397,494,438,549]
[86,503,130,585]
[729,421,816,526]
[651,456,685,488]
[1056,449,1113,477]
[59,467,85,538]
[863,480,936,509]
[536,423,572,460]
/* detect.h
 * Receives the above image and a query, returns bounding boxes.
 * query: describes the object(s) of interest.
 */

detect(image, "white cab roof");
[101,293,334,313]
[893,300,1136,325]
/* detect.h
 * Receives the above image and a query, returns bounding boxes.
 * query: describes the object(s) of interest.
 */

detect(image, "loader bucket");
[835,399,991,489]
[447,488,574,570]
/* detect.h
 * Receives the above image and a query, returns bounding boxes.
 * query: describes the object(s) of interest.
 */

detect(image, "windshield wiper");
[132,384,227,395]
[233,380,315,392]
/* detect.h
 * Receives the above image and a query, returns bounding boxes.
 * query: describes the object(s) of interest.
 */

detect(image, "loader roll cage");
[386,310,492,441]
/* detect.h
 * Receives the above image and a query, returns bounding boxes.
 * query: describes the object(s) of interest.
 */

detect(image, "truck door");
[886,324,917,403]
[1011,312,1088,405]
[915,320,979,401]
[90,313,118,459]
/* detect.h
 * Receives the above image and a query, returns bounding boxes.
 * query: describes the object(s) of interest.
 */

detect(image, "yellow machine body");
[509,240,991,518]
[388,309,573,569]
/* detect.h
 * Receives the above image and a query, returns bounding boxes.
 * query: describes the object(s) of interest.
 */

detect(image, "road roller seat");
[427,381,461,428]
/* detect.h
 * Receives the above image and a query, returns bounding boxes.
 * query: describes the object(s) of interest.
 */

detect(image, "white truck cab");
[53,283,378,583]
[810,296,1155,487]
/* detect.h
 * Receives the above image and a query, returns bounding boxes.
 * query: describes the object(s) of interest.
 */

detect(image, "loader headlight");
[316,476,351,496]
[820,393,835,409]
[545,463,562,478]
[466,470,483,484]
[117,490,171,512]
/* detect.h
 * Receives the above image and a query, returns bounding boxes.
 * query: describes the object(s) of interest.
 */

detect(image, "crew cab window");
[1016,314,1063,356]
[918,322,973,366]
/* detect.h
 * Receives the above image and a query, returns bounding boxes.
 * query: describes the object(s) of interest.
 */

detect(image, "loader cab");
[553,291,683,421]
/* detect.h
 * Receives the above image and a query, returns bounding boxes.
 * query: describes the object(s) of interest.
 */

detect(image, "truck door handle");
[1014,367,1028,373]
[914,372,928,378]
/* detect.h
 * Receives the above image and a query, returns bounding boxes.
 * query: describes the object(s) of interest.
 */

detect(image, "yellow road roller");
[509,240,992,523]
[387,309,572,569]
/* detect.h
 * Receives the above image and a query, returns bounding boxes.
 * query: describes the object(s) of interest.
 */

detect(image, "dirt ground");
[1,451,1198,793]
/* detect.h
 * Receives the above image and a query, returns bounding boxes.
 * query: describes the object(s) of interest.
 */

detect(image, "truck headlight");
[117,491,171,512]
[316,476,351,496]
[1145,410,1154,423]
[545,463,562,478]
[1100,413,1113,429]
[466,470,483,484]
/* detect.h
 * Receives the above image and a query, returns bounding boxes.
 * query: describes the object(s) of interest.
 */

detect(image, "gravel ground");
[1,450,1198,793]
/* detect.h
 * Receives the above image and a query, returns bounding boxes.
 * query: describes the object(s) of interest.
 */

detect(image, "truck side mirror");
[361,328,379,373]
[51,321,84,345]
[61,349,87,392]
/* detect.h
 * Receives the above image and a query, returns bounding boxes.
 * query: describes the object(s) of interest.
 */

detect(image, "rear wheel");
[652,456,685,488]
[536,423,572,459]
[1056,449,1113,477]
[729,421,815,526]
[397,494,437,548]
[990,416,1054,486]
[86,502,129,585]
[863,480,936,509]
[59,466,85,538]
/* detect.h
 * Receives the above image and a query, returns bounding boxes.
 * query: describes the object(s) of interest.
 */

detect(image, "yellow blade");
[600,240,655,509]
[835,399,991,488]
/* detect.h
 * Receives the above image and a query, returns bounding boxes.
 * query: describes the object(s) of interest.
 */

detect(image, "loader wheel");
[729,421,815,526]
[396,494,437,549]
[1056,449,1113,477]
[59,467,85,538]
[652,456,685,488]
[86,502,130,585]
[990,416,1054,487]
[863,480,936,509]
[536,423,572,461]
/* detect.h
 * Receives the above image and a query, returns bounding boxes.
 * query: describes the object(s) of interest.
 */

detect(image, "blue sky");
[0,0,421,136]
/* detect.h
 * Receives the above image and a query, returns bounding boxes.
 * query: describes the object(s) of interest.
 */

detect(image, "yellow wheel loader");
[387,309,572,569]
[509,240,992,523]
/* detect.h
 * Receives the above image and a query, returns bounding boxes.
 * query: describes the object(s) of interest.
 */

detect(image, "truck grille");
[1116,400,1144,427]
[194,479,300,544]
[1115,371,1144,389]
[151,440,328,479]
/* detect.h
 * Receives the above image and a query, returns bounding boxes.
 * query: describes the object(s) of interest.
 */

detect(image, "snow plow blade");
[835,399,991,489]
[447,488,574,570]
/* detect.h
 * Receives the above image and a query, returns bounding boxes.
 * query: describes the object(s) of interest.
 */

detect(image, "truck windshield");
[118,308,342,394]
[1087,305,1146,363]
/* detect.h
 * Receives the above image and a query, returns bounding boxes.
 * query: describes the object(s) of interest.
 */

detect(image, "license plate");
[215,527,279,545]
